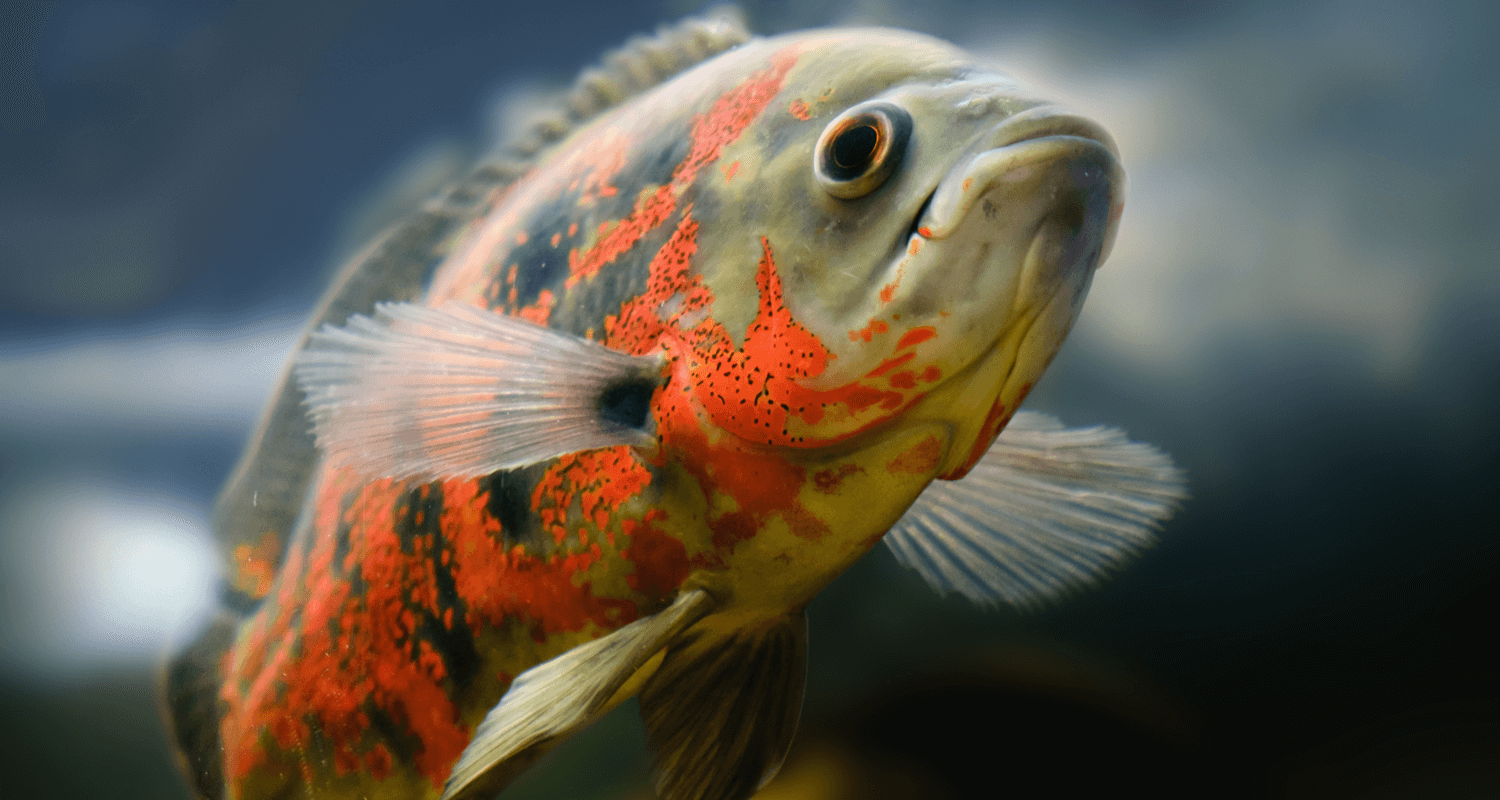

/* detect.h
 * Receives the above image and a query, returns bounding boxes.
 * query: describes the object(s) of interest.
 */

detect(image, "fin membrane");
[639,613,808,800]
[441,588,715,800]
[294,301,663,481]
[209,9,748,602]
[163,612,238,800]
[506,8,751,158]
[885,411,1186,607]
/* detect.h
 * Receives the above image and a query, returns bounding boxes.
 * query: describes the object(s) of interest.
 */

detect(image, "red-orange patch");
[849,318,888,343]
[896,326,936,350]
[887,436,943,475]
[812,463,864,494]
[866,351,915,378]
[230,530,281,600]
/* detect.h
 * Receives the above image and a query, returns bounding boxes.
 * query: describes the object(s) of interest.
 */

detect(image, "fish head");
[640,29,1125,606]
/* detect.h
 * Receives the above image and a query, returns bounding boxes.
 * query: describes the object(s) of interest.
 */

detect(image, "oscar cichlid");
[165,10,1186,800]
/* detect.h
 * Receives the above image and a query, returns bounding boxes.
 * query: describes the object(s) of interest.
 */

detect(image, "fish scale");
[166,11,1186,800]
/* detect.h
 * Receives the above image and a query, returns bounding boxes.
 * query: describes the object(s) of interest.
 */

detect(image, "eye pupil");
[832,123,879,170]
[815,102,912,199]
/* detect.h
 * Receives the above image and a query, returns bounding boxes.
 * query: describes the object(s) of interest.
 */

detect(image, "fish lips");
[915,106,1124,304]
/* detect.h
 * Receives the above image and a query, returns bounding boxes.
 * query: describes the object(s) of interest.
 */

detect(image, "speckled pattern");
[202,25,1119,800]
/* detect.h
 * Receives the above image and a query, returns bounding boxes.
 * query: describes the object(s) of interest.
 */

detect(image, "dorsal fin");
[502,7,750,159]
[206,8,751,613]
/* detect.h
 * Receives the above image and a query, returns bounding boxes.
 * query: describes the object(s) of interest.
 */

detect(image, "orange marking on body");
[621,510,687,600]
[908,237,921,255]
[896,326,936,350]
[889,370,917,389]
[879,251,910,306]
[515,231,528,246]
[943,382,1032,480]
[694,238,908,446]
[220,454,647,794]
[849,318,888,342]
[962,176,973,192]
[568,48,798,288]
[221,473,470,789]
[917,226,932,238]
[723,160,740,181]
[550,232,562,247]
[866,351,915,378]
[365,743,393,779]
[230,530,281,600]
[812,463,864,494]
[568,184,676,287]
[516,288,555,326]
[887,435,943,475]
[560,128,631,207]
[788,98,812,120]
[921,365,942,382]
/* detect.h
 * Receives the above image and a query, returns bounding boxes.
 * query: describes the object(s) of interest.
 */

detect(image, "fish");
[163,10,1186,800]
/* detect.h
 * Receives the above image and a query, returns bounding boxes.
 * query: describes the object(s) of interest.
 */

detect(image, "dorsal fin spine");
[506,8,751,159]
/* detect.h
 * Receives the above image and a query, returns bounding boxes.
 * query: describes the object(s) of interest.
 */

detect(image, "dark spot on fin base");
[598,377,657,431]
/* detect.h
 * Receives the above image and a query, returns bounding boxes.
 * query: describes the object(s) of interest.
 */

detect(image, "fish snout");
[917,107,1124,301]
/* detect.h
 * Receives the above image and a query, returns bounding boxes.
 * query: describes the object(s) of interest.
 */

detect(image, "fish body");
[167,13,1181,800]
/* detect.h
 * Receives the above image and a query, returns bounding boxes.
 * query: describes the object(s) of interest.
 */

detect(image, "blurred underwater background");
[1,1,1496,797]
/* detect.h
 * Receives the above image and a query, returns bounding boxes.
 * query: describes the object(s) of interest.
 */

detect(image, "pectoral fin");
[639,613,809,800]
[440,588,715,800]
[885,411,1187,607]
[294,300,664,481]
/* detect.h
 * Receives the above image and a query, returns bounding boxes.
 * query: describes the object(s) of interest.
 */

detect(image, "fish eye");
[815,102,912,199]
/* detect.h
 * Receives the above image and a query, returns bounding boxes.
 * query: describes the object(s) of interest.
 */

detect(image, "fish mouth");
[912,105,1122,246]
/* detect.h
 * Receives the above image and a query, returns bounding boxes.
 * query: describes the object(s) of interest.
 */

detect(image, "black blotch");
[598,377,656,430]
[335,490,366,597]
[395,483,481,689]
[483,468,534,547]
[365,704,419,766]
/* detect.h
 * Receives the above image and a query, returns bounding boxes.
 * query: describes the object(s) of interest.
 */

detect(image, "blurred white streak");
[0,313,302,438]
[0,475,219,680]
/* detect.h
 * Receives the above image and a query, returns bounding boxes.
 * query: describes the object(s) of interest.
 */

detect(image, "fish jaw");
[844,106,1125,477]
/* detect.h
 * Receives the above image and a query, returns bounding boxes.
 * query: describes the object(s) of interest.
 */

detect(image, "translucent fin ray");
[294,301,662,481]
[440,589,716,800]
[639,613,808,800]
[885,411,1187,607]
